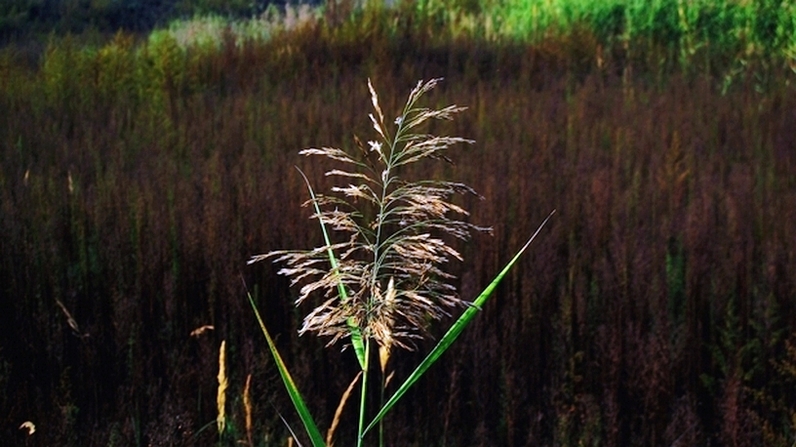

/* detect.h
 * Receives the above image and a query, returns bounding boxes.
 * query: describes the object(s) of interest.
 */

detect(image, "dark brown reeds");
[0,21,794,445]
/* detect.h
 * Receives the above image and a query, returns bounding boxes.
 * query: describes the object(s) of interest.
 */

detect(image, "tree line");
[1,0,322,42]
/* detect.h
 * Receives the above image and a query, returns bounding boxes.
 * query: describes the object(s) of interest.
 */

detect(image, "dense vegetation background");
[1,0,309,39]
[1,0,795,445]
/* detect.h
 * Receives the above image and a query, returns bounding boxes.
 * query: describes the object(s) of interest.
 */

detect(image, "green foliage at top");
[483,0,794,47]
[7,0,791,75]
[142,0,794,76]
[405,0,796,69]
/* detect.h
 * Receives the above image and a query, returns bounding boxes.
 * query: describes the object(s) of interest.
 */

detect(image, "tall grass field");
[1,0,795,445]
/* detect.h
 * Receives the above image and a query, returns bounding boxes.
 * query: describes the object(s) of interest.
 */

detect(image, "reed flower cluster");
[251,78,488,352]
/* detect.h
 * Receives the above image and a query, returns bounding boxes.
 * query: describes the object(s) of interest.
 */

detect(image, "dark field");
[1,6,796,446]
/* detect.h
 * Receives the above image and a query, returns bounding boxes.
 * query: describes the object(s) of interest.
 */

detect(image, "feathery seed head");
[250,78,490,350]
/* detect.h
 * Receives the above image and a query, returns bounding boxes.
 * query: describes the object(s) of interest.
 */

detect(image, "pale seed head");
[250,79,490,350]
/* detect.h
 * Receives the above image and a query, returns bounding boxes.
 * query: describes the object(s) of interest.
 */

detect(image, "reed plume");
[216,340,228,435]
[250,78,488,351]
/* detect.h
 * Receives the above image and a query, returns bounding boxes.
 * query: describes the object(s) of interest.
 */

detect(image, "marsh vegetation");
[1,1,795,445]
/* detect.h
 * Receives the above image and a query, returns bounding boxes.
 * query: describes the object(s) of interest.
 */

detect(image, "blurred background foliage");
[1,0,795,446]
[0,0,311,40]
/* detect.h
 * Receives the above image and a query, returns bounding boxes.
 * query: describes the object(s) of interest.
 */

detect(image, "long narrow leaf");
[247,291,326,447]
[274,405,304,447]
[363,210,556,435]
[297,168,367,370]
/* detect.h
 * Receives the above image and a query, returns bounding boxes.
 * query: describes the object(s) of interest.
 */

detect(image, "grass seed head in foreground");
[250,78,490,352]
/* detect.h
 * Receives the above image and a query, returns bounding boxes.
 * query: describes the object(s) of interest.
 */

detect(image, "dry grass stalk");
[190,325,214,337]
[378,343,390,376]
[326,371,363,447]
[55,298,80,333]
[55,298,88,338]
[216,340,228,435]
[243,373,253,446]
[19,421,35,435]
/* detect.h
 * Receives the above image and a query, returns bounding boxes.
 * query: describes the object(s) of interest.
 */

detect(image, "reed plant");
[247,78,552,446]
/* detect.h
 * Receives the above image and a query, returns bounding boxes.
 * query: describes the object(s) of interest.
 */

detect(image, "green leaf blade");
[297,167,367,371]
[363,210,555,435]
[247,291,326,447]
